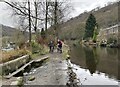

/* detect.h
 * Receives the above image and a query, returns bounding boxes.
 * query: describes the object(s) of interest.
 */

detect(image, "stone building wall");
[97,24,119,42]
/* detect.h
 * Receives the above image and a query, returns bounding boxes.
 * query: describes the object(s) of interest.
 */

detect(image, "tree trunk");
[34,1,37,32]
[45,0,48,31]
[54,0,58,37]
[28,1,31,43]
[34,1,38,40]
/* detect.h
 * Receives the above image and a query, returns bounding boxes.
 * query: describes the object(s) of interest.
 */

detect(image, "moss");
[62,44,70,60]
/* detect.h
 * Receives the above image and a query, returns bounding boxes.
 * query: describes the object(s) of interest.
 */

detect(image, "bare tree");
[4,0,73,42]
[45,0,48,31]
[28,0,31,43]
[47,0,73,38]
[4,0,45,43]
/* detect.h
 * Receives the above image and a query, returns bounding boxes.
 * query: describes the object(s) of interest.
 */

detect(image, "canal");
[69,44,119,85]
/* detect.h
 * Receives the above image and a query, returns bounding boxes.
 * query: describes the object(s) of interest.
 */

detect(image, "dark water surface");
[70,45,120,85]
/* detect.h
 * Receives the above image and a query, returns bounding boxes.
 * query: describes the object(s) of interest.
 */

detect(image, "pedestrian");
[48,40,54,53]
[57,39,62,53]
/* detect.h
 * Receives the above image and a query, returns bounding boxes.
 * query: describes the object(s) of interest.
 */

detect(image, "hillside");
[48,2,118,40]
[0,24,29,47]
[1,24,25,37]
[1,24,17,37]
[1,24,29,37]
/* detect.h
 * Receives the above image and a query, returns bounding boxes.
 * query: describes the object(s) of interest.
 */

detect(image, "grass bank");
[1,49,30,64]
[62,43,71,60]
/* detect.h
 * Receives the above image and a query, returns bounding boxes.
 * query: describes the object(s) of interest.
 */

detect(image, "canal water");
[70,45,119,85]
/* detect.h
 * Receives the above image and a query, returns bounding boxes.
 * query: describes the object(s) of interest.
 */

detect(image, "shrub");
[107,37,117,44]
[31,41,43,54]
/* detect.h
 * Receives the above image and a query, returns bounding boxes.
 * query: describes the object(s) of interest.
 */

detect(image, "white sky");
[0,0,117,27]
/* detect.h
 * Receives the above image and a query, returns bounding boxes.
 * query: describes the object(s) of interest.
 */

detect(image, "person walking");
[57,39,62,53]
[48,40,54,53]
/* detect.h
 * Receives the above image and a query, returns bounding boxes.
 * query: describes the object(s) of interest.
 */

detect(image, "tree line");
[4,0,72,44]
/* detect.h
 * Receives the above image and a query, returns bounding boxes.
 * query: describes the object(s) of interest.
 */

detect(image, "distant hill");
[1,24,18,37]
[0,24,29,37]
[48,2,118,40]
[1,24,29,47]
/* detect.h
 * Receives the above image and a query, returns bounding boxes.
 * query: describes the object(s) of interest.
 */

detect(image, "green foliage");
[84,14,97,39]
[41,28,46,39]
[107,37,117,44]
[31,41,42,54]
[92,26,99,42]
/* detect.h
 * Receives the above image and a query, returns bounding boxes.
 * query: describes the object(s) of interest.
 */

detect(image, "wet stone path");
[24,53,68,85]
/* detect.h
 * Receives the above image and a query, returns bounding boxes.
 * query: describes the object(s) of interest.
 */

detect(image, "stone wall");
[0,55,30,75]
[97,24,119,42]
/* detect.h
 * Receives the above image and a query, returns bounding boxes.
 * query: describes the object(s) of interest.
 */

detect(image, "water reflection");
[84,46,99,75]
[70,44,119,84]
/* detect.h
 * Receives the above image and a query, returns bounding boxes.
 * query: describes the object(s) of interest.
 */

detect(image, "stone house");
[97,24,119,42]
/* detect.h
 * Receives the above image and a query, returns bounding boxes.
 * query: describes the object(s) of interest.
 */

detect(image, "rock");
[17,77,23,81]
[23,72,28,76]
[59,61,62,63]
[66,55,70,59]
[28,76,35,81]
[66,82,71,86]
[85,78,87,80]
[11,81,18,85]
[11,77,23,86]
[17,77,23,86]
[33,69,36,72]
[44,75,47,77]
[29,72,32,75]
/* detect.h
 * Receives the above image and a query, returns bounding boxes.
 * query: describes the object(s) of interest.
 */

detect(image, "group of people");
[48,39,62,53]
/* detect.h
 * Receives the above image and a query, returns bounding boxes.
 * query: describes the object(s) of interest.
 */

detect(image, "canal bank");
[1,44,80,86]
[23,44,80,86]
[1,41,119,86]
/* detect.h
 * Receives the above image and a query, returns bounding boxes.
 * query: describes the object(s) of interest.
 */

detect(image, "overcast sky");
[0,0,117,28]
